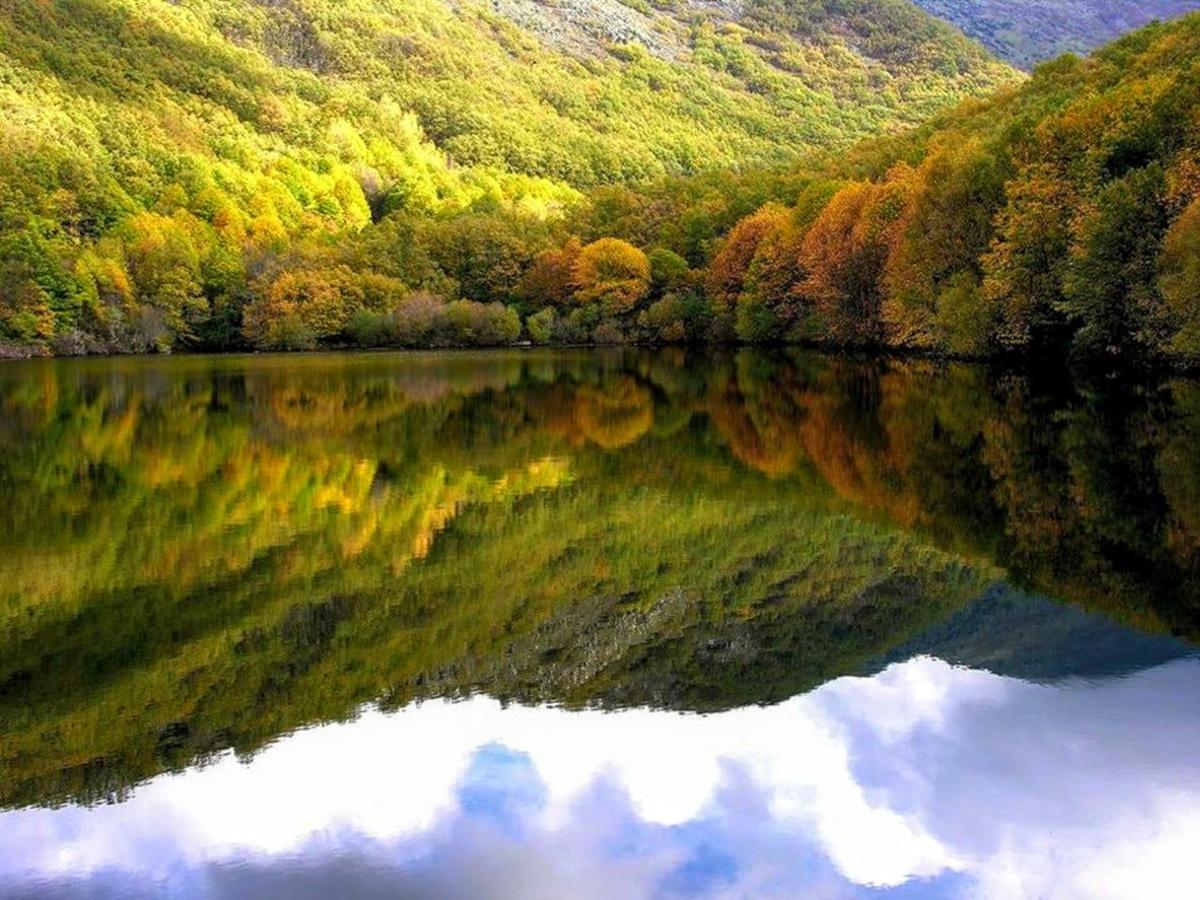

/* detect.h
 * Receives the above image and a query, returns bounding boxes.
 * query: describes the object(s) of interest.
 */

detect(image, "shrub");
[258,312,316,351]
[526,307,557,344]
[592,319,626,345]
[392,291,450,346]
[446,300,521,345]
[735,295,782,343]
[347,309,394,347]
[640,295,686,342]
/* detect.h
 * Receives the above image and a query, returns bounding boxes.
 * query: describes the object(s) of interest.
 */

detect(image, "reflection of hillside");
[704,356,1200,638]
[871,586,1195,682]
[0,350,1197,812]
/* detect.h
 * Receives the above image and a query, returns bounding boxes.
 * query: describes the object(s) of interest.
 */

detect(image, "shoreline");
[3,339,1193,378]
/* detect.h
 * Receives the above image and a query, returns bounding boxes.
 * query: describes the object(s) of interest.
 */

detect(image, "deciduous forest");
[0,2,1197,365]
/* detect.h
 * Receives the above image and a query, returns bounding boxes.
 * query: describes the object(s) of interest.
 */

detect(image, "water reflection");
[4,656,1198,899]
[0,349,1198,897]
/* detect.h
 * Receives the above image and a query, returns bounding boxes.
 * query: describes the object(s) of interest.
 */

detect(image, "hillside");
[913,0,1200,68]
[0,0,1018,356]
[571,14,1200,364]
[4,6,1198,366]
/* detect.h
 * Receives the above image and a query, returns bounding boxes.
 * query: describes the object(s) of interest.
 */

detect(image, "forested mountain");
[577,14,1200,364]
[2,5,1198,366]
[0,0,1016,356]
[912,0,1200,68]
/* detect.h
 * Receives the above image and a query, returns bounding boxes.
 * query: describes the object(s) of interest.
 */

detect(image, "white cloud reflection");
[2,655,1198,899]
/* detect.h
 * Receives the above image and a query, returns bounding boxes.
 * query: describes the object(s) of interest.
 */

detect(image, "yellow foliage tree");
[572,238,651,316]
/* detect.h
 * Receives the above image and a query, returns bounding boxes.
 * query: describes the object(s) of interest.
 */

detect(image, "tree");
[243,267,364,349]
[1159,197,1200,361]
[706,204,789,308]
[572,238,651,316]
[800,179,906,346]
[740,214,807,332]
[883,147,1005,350]
[647,247,692,296]
[428,215,534,303]
[120,212,206,343]
[518,238,581,308]
[981,166,1074,353]
[1061,164,1168,359]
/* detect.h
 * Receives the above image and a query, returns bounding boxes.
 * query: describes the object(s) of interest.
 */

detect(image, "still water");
[0,349,1197,899]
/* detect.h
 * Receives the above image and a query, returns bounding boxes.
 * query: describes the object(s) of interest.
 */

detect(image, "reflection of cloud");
[1,657,1197,899]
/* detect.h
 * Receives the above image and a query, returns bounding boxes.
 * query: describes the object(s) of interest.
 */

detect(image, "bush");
[558,305,601,343]
[392,291,449,346]
[640,295,686,342]
[347,310,394,347]
[258,312,316,351]
[592,319,626,345]
[446,300,522,346]
[526,307,557,344]
[735,295,782,343]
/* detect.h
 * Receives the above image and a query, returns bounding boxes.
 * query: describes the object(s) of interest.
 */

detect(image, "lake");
[0,349,1197,899]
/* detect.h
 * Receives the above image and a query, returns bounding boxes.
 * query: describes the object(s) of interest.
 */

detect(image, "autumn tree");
[706,204,790,309]
[1158,196,1200,360]
[800,178,908,346]
[572,238,651,316]
[883,147,1006,352]
[518,238,582,308]
[243,267,365,350]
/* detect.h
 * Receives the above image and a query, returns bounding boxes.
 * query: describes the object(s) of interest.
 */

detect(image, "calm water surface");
[0,349,1197,899]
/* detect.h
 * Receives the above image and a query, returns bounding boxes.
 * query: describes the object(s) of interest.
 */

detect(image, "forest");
[0,3,1197,365]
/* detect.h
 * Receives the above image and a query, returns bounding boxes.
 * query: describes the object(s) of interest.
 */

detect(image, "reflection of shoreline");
[3,655,1197,899]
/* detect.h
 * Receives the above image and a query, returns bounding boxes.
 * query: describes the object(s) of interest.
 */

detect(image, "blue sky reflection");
[2,655,1197,899]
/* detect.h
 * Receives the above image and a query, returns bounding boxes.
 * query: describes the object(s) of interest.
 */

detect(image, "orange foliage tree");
[243,266,369,350]
[799,176,910,346]
[705,204,790,309]
[518,238,582,308]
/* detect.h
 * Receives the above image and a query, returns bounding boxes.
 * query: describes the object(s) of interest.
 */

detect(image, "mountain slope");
[913,0,1200,67]
[0,0,1018,353]
[577,14,1200,363]
[0,0,1012,190]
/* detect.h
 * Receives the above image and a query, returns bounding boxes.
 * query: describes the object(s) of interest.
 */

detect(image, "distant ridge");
[913,0,1200,67]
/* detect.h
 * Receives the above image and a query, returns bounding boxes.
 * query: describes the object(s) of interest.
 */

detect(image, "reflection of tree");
[0,350,1198,812]
[572,378,655,449]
